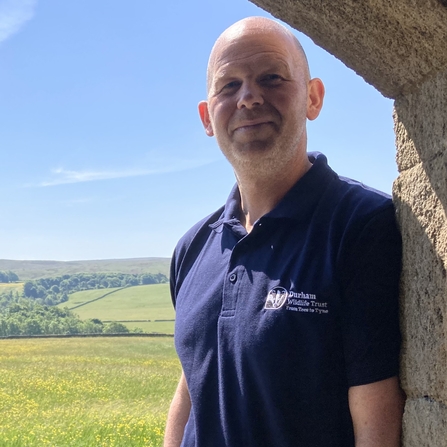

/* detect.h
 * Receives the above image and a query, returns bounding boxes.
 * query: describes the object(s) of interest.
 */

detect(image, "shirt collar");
[266,152,337,221]
[211,152,337,230]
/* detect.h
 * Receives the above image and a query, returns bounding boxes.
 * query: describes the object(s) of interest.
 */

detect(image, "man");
[165,16,404,447]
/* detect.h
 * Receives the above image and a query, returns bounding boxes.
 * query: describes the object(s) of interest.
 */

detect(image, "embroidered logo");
[264,287,328,314]
[264,287,288,309]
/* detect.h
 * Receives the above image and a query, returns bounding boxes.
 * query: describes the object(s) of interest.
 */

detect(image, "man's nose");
[236,82,264,109]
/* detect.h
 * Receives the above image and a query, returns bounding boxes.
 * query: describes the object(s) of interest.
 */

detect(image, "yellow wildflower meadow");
[0,337,180,446]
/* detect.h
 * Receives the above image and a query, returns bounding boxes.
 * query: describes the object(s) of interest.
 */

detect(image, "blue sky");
[0,0,397,261]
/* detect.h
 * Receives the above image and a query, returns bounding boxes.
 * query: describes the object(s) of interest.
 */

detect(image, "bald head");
[206,17,310,95]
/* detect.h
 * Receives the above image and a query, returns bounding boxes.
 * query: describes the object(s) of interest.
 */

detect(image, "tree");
[141,274,155,285]
[50,285,60,294]
[60,279,71,290]
[23,282,38,298]
[7,319,21,335]
[69,276,78,287]
[103,322,129,334]
[36,286,46,299]
[81,319,103,334]
[127,276,139,286]
[44,295,55,306]
[108,277,121,288]
[0,270,19,283]
[0,319,8,336]
[23,319,43,335]
[48,321,63,335]
[7,271,19,282]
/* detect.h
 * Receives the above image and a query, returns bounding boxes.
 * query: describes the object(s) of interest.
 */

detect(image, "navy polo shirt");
[171,153,402,447]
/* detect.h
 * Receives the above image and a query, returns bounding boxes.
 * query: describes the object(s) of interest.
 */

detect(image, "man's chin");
[221,142,279,170]
[233,140,276,154]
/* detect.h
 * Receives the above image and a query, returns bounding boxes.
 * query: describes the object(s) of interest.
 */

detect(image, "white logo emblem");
[264,287,288,309]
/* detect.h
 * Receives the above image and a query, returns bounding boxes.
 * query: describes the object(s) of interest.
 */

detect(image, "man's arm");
[349,376,406,447]
[164,371,191,447]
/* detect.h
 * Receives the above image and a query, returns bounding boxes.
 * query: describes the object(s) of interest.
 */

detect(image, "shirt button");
[229,273,237,283]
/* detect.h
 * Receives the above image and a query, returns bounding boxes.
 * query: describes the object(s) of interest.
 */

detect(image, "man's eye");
[222,81,240,91]
[262,74,282,84]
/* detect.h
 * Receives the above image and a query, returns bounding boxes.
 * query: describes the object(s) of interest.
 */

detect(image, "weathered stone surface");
[393,71,447,408]
[403,397,447,447]
[249,0,447,98]
[394,69,447,172]
[394,158,447,403]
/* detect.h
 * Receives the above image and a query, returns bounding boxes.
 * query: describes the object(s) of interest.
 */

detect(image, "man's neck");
[236,156,312,233]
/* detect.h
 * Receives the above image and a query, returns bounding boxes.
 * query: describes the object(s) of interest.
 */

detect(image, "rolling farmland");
[59,284,175,334]
[1,261,179,445]
[0,257,171,281]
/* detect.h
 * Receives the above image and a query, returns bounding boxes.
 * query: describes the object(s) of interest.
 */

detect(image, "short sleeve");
[340,205,402,387]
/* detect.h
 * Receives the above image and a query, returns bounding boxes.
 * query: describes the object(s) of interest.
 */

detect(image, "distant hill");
[0,258,171,281]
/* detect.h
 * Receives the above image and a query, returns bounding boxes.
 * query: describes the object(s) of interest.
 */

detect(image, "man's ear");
[306,78,325,121]
[198,101,214,136]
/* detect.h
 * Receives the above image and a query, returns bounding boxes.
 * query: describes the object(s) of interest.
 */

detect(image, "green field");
[0,282,24,294]
[0,337,181,447]
[63,287,123,308]
[60,284,175,334]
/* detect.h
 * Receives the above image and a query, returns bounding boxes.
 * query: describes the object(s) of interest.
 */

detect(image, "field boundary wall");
[0,333,174,339]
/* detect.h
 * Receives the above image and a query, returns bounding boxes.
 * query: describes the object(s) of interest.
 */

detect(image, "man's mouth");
[233,119,272,132]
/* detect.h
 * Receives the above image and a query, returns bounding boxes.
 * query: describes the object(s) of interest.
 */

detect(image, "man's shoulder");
[170,206,225,303]
[336,175,391,201]
[173,205,225,257]
[330,174,394,220]
[306,153,394,220]
[323,175,400,259]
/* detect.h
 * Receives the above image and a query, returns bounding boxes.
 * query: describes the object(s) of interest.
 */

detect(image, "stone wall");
[250,0,447,444]
[394,68,447,446]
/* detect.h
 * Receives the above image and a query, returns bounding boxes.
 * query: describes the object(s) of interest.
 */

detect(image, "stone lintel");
[250,0,447,99]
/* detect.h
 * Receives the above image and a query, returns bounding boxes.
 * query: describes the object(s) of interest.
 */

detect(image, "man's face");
[199,27,318,174]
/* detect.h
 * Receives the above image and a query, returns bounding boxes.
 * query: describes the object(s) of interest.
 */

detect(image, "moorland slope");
[0,258,170,280]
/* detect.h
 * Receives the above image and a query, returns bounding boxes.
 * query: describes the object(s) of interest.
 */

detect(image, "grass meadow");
[0,337,181,446]
[62,284,175,334]
[63,288,123,308]
[0,282,24,294]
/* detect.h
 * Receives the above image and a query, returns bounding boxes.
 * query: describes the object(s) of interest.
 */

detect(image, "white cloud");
[0,0,37,44]
[41,167,152,186]
[37,157,216,187]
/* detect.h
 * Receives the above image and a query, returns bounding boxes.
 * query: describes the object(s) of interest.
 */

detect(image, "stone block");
[393,158,447,403]
[394,69,447,172]
[403,397,447,447]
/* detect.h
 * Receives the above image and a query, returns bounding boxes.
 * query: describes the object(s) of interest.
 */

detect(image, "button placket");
[221,262,243,315]
[221,231,247,316]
